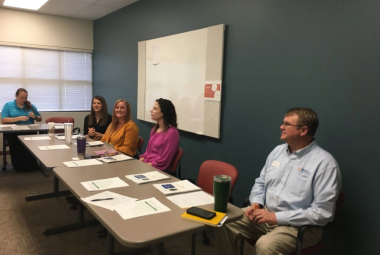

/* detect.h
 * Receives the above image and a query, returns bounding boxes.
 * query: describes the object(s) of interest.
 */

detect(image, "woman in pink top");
[139,98,179,171]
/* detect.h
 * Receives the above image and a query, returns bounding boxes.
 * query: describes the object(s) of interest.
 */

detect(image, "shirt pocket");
[287,169,311,196]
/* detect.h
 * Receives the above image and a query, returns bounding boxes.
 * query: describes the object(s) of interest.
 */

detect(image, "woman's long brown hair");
[88,95,109,126]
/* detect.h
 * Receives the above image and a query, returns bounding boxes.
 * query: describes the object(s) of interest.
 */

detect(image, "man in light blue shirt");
[215,108,342,255]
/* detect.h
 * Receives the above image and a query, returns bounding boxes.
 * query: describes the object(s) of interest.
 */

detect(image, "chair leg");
[202,230,210,245]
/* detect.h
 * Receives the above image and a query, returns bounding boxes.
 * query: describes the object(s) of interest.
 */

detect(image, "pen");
[91,198,114,202]
[91,182,100,189]
[145,201,157,211]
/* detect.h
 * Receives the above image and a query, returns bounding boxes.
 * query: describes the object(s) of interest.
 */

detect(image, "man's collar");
[286,139,317,158]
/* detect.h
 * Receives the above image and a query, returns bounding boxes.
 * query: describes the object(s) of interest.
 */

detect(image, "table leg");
[107,231,115,255]
[191,233,196,255]
[2,134,7,171]
[25,176,71,201]
[153,242,164,255]
[43,204,99,235]
[107,230,151,255]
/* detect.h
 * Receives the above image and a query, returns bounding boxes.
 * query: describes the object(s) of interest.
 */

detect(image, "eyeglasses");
[281,122,304,128]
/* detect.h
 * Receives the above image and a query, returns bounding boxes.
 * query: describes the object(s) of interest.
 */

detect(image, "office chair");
[45,117,80,133]
[238,190,345,255]
[164,147,183,178]
[2,139,9,171]
[136,136,144,156]
[196,160,239,244]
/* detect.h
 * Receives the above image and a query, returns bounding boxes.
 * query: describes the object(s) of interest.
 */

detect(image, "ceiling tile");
[39,0,89,16]
[73,4,116,20]
[95,0,139,9]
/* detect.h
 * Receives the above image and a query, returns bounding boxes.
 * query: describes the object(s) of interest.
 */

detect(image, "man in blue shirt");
[215,108,342,255]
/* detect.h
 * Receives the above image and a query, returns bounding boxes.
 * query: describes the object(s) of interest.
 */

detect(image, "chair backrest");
[335,190,345,215]
[136,136,144,155]
[45,117,74,124]
[167,147,183,178]
[197,160,238,197]
[45,117,74,134]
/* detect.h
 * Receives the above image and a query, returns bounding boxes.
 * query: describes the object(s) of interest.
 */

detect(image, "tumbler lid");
[214,175,231,183]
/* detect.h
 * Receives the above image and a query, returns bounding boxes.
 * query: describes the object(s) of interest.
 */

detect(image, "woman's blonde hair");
[109,99,132,133]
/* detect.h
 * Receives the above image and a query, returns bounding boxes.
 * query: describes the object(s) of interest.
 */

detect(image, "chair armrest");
[242,198,263,208]
[243,197,250,207]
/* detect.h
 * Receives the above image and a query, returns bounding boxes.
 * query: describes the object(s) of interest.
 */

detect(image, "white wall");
[0,8,94,152]
[0,8,93,52]
[0,111,89,152]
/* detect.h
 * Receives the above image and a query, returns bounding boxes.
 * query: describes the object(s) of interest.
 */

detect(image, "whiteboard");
[137,24,224,139]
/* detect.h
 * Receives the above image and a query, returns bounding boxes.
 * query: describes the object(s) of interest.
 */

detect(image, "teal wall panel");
[94,0,380,253]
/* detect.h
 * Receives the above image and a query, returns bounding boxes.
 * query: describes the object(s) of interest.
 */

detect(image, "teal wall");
[94,0,380,253]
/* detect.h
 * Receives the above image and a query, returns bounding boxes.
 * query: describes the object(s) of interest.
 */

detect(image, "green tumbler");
[213,175,231,213]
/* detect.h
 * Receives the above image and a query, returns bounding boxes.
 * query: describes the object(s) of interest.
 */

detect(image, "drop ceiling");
[0,0,139,20]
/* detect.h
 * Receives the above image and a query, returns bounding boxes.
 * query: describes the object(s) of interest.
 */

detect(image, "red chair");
[45,117,79,134]
[197,160,239,244]
[239,190,345,255]
[165,147,183,178]
[197,160,239,203]
[136,136,144,156]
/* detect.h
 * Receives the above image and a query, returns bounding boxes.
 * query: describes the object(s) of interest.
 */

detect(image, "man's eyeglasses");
[281,122,304,128]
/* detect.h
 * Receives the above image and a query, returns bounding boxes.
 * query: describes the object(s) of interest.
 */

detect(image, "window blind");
[0,45,92,111]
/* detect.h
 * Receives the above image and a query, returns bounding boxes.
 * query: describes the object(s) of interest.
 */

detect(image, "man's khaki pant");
[215,207,323,255]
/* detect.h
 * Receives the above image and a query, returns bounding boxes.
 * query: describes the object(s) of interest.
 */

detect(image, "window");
[0,45,92,111]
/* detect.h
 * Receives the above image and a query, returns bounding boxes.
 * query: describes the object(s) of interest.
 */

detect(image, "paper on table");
[115,197,171,220]
[11,126,30,130]
[38,144,70,150]
[73,141,103,146]
[81,177,129,191]
[86,141,103,146]
[152,179,201,196]
[166,191,214,209]
[0,124,16,127]
[63,159,103,168]
[81,191,137,211]
[24,136,51,141]
[55,134,80,140]
[97,154,134,163]
[126,171,171,184]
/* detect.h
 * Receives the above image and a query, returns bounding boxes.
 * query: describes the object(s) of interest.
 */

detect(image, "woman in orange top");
[101,99,139,157]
